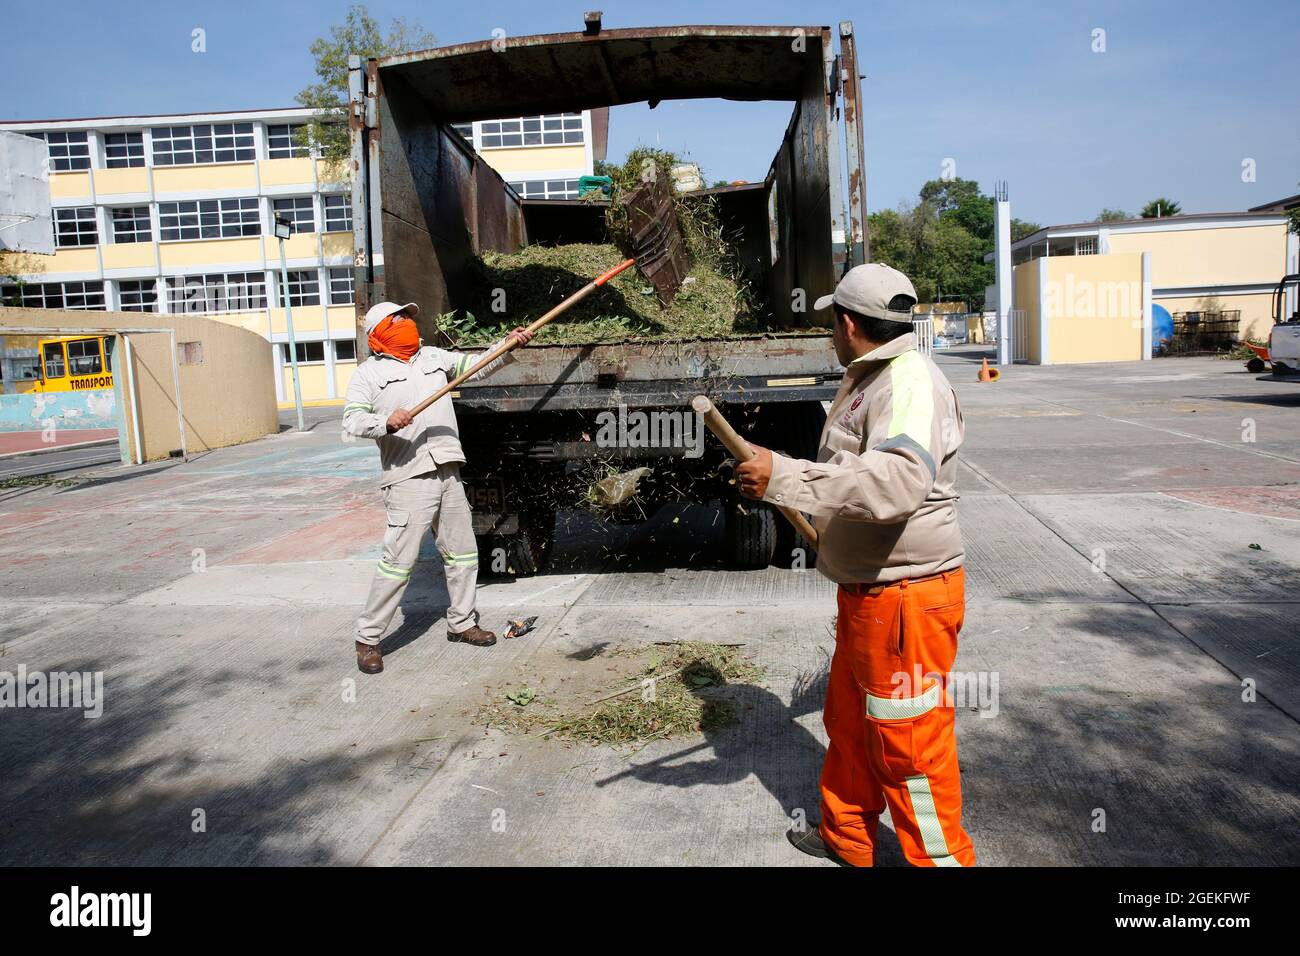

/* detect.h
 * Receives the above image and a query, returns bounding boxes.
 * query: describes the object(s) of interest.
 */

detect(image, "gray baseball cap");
[813,263,917,323]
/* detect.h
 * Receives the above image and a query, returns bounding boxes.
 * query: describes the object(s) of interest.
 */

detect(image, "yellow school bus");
[31,335,114,392]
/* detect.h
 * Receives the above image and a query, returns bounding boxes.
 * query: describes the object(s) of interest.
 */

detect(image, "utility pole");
[274,215,306,431]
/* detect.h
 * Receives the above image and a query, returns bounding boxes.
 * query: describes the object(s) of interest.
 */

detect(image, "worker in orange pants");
[817,569,975,867]
[735,263,976,866]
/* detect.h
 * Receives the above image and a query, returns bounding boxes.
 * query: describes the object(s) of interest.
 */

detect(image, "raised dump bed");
[348,18,871,572]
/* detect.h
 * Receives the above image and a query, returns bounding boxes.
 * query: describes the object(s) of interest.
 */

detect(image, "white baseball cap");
[813,263,917,323]
[363,300,420,335]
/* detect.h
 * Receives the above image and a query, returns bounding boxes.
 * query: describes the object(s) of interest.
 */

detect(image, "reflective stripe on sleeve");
[886,351,935,452]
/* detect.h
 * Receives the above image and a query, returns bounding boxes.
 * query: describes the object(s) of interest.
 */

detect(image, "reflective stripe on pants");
[818,568,976,867]
[355,464,480,644]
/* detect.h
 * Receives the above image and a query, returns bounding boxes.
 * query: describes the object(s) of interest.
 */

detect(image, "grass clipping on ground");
[451,148,768,347]
[479,642,764,746]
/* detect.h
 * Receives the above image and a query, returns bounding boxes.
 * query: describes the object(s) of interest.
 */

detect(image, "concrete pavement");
[1,351,1297,865]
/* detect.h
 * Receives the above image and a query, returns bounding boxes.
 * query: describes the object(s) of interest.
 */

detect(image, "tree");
[1141,198,1182,219]
[1011,219,1041,241]
[1096,208,1130,222]
[297,4,436,167]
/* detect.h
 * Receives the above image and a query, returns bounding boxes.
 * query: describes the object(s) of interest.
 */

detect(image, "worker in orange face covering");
[342,301,532,674]
[735,264,976,867]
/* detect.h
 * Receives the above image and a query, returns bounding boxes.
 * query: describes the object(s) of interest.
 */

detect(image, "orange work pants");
[819,568,976,867]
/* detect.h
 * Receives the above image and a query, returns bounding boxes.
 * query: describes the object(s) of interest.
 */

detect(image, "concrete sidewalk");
[1,354,1297,865]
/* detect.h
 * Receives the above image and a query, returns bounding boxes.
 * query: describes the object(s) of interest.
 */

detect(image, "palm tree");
[1141,198,1182,219]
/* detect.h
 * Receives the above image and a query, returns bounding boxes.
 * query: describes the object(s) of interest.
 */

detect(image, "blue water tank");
[1152,304,1174,355]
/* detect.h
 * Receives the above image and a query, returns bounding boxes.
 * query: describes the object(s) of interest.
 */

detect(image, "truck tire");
[724,497,777,569]
[510,511,555,577]
[479,511,555,577]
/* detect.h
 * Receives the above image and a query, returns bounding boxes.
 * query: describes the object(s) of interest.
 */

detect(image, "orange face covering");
[368,316,420,361]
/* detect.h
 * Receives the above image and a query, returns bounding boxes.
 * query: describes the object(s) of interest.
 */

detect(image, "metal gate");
[912,317,934,356]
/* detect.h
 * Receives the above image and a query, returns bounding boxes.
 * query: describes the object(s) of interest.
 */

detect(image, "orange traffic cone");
[978,357,1000,383]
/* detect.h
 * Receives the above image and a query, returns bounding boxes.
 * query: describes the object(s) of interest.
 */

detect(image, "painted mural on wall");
[0,390,117,433]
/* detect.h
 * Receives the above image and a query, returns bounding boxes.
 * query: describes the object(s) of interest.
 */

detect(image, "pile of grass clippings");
[449,148,768,347]
[478,641,764,747]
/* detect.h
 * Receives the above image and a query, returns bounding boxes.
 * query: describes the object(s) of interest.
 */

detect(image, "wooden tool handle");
[405,258,636,419]
[691,395,819,549]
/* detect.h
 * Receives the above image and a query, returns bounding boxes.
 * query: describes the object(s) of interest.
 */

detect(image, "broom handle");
[690,395,819,549]
[405,258,636,418]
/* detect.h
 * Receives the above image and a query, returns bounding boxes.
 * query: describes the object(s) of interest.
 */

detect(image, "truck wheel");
[724,497,777,569]
[510,511,555,576]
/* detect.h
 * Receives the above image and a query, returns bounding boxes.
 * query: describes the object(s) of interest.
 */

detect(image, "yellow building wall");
[5,247,98,275]
[259,157,315,187]
[205,311,268,337]
[1155,291,1277,343]
[153,163,257,194]
[1045,254,1144,364]
[315,160,348,185]
[102,243,156,270]
[269,305,328,335]
[334,361,358,396]
[93,167,150,196]
[159,237,263,268]
[1012,260,1040,363]
[49,172,91,199]
[482,145,585,175]
[321,233,353,258]
[266,233,318,260]
[280,362,336,402]
[1107,224,1286,289]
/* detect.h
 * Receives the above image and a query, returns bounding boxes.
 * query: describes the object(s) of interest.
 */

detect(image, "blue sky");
[2,0,1296,226]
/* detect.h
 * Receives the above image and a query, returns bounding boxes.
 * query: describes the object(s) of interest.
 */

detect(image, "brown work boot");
[356,640,383,674]
[447,624,496,647]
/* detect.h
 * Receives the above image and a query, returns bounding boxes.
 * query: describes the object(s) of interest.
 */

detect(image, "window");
[14,360,40,381]
[110,206,151,243]
[334,338,357,361]
[42,342,65,379]
[327,267,354,305]
[277,270,320,308]
[66,339,102,376]
[118,279,159,312]
[322,194,351,232]
[1076,237,1096,256]
[158,197,261,241]
[480,113,583,148]
[451,122,473,144]
[28,131,91,171]
[272,196,315,234]
[151,122,255,165]
[167,272,267,314]
[266,123,310,159]
[53,206,97,247]
[280,341,326,364]
[508,179,581,199]
[1,281,105,310]
[104,131,145,168]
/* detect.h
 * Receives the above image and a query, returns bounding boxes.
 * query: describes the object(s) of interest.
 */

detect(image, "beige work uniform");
[761,332,965,583]
[343,338,514,644]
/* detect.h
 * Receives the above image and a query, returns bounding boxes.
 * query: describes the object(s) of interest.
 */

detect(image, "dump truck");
[347,17,872,574]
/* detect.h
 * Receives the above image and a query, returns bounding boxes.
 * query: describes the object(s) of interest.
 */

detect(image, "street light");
[274,214,305,431]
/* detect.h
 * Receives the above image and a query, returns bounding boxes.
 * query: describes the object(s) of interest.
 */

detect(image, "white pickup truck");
[1267,274,1300,374]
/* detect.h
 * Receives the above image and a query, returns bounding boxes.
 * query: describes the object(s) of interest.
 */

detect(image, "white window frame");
[322,194,352,233]
[272,195,316,234]
[326,267,354,305]
[276,269,321,308]
[167,272,268,315]
[1,280,106,310]
[53,206,98,247]
[117,279,160,313]
[479,113,584,149]
[158,197,261,241]
[103,130,146,169]
[29,131,92,171]
[151,122,256,166]
[109,206,152,244]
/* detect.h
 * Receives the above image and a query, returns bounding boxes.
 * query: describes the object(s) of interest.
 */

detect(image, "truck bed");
[455,333,840,412]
